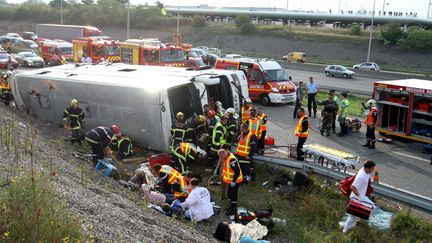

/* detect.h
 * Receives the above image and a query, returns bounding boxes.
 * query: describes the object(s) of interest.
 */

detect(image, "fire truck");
[215,58,296,105]
[119,39,187,67]
[72,37,120,63]
[373,79,432,144]
[40,40,73,65]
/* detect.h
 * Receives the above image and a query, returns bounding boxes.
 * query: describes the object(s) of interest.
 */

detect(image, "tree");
[349,24,361,36]
[380,22,405,45]
[192,15,206,27]
[81,0,93,4]
[235,14,256,33]
[49,0,70,8]
[400,29,432,50]
[0,0,8,6]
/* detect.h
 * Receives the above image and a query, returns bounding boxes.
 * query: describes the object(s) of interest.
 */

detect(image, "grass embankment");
[315,91,369,117]
[206,163,432,242]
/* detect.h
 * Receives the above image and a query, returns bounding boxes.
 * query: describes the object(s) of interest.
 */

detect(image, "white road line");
[393,151,430,163]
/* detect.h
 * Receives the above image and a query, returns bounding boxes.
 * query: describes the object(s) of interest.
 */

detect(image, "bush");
[192,15,206,27]
[0,173,84,242]
[400,29,432,50]
[235,14,256,33]
[390,210,432,240]
[380,22,406,45]
[349,24,361,36]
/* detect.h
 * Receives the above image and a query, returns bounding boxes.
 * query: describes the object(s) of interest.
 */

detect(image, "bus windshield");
[58,47,73,55]
[160,50,185,62]
[264,69,289,82]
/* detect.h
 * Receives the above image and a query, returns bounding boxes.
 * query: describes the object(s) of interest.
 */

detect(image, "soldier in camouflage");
[318,91,339,136]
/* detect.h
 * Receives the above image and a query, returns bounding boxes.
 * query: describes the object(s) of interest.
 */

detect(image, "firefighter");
[247,108,261,153]
[295,107,309,161]
[170,112,188,152]
[217,147,243,215]
[85,125,121,166]
[185,114,206,143]
[241,98,252,123]
[0,72,12,105]
[226,107,239,148]
[235,123,257,182]
[210,115,228,163]
[152,164,189,203]
[115,134,134,159]
[317,91,338,136]
[257,107,267,154]
[206,110,218,155]
[363,99,378,149]
[63,99,85,145]
[171,142,207,175]
[215,100,225,119]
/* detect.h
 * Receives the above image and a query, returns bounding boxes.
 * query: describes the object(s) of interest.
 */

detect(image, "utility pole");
[367,0,376,62]
[428,0,432,18]
[286,0,289,10]
[382,0,386,14]
[338,0,341,14]
[60,0,63,25]
[126,0,130,39]
[177,0,180,35]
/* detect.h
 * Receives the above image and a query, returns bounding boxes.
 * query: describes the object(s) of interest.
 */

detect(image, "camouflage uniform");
[318,99,338,136]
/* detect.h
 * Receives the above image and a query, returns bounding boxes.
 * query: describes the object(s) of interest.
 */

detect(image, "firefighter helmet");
[176,112,185,120]
[366,99,376,107]
[111,125,121,135]
[207,110,216,119]
[197,115,206,124]
[70,99,79,106]
[250,108,257,117]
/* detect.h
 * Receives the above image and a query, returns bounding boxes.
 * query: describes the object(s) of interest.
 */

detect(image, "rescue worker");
[85,125,121,166]
[170,112,188,152]
[0,72,12,105]
[241,98,252,124]
[115,134,134,159]
[293,81,304,118]
[63,99,85,145]
[337,92,350,137]
[235,123,257,182]
[295,107,309,161]
[210,115,228,162]
[206,109,218,158]
[317,91,338,136]
[152,164,189,203]
[180,178,214,222]
[185,114,206,143]
[218,147,243,216]
[257,107,268,154]
[215,101,225,119]
[226,107,239,148]
[330,90,340,134]
[247,108,261,153]
[363,99,378,149]
[171,142,207,175]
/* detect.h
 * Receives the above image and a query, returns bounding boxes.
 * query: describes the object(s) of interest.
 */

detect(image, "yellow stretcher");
[302,144,360,172]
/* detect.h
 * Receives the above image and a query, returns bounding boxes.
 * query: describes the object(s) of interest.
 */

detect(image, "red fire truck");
[40,40,73,65]
[119,39,187,67]
[374,79,432,144]
[72,37,120,63]
[215,58,296,105]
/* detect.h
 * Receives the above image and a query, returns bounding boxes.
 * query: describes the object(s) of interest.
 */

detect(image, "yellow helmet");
[176,112,184,120]
[70,99,79,106]
[197,115,206,124]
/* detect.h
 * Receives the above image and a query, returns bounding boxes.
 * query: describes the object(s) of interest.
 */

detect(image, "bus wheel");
[261,95,271,106]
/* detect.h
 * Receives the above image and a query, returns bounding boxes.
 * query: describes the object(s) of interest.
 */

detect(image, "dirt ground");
[1,21,431,72]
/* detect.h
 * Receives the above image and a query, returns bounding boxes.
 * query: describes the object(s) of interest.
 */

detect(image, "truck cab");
[40,41,73,65]
[73,37,120,63]
[215,58,296,105]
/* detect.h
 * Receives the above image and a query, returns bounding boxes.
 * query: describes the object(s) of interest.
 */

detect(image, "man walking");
[293,82,304,118]
[363,99,378,149]
[337,92,350,137]
[295,107,309,161]
[343,160,376,233]
[306,77,319,118]
[318,91,338,136]
[63,99,85,145]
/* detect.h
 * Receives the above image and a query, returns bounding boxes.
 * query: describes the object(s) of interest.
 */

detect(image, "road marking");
[269,148,289,155]
[393,151,430,163]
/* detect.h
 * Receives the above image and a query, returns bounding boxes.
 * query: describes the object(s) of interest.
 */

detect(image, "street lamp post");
[382,0,385,14]
[60,0,63,24]
[176,0,180,35]
[367,0,376,62]
[338,0,342,14]
[286,0,289,10]
[428,0,432,19]
[126,0,130,39]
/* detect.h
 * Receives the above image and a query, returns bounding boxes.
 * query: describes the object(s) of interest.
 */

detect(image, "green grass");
[215,164,432,242]
[315,91,370,117]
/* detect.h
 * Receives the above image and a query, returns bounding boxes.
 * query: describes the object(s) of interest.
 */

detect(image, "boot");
[225,203,237,215]
[362,140,371,147]
[368,141,375,149]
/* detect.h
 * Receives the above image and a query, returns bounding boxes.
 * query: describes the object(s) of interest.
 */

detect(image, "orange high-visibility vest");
[364,108,377,127]
[258,113,267,132]
[248,117,260,138]
[159,165,188,198]
[235,132,253,157]
[294,115,309,138]
[222,153,243,184]
[241,106,251,123]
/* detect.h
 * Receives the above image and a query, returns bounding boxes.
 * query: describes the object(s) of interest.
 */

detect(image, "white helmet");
[226,107,239,119]
[245,98,252,104]
[215,101,222,107]
[366,99,376,107]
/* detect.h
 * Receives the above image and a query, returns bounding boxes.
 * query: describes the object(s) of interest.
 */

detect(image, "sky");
[5,0,431,18]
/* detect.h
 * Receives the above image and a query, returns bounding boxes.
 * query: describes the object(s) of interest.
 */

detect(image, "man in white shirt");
[81,54,92,64]
[181,178,214,222]
[343,160,376,233]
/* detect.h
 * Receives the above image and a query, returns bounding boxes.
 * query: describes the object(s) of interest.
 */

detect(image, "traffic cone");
[373,168,379,183]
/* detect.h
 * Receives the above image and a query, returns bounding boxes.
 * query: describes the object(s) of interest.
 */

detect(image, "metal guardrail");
[253,155,432,214]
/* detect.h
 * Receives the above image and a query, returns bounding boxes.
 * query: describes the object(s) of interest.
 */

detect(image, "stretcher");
[302,144,360,172]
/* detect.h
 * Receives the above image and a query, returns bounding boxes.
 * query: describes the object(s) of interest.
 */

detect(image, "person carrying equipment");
[85,125,121,166]
[170,112,188,152]
[63,99,85,145]
[171,142,207,175]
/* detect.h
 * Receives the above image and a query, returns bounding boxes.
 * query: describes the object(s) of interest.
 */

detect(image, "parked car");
[282,52,306,63]
[195,46,209,51]
[324,65,355,78]
[0,51,19,69]
[14,51,44,67]
[207,47,221,57]
[21,31,38,41]
[5,33,23,40]
[11,39,39,53]
[353,62,380,71]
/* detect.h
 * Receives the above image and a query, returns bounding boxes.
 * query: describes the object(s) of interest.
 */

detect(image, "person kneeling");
[181,178,214,222]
